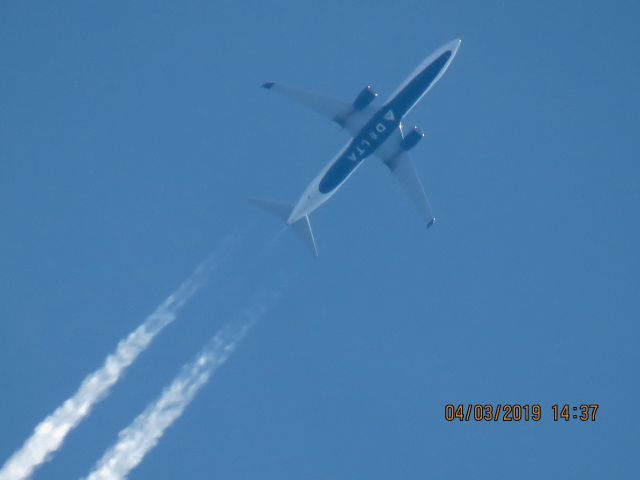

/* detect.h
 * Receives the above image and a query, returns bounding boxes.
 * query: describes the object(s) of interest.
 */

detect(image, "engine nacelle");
[353,85,378,110]
[401,126,424,151]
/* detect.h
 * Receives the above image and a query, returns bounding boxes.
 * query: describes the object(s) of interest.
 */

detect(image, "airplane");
[253,39,461,256]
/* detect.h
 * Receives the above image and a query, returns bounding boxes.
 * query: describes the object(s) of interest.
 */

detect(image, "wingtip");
[262,81,275,90]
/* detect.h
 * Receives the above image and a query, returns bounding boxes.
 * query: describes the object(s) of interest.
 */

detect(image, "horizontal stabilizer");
[250,198,318,257]
[291,214,318,257]
[249,198,292,222]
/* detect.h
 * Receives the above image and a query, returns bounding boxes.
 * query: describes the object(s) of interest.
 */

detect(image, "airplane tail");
[250,199,318,257]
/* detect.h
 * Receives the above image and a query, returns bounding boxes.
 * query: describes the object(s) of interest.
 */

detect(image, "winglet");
[262,81,275,89]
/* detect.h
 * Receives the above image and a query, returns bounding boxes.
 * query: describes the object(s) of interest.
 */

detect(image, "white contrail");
[84,291,275,480]
[0,239,234,480]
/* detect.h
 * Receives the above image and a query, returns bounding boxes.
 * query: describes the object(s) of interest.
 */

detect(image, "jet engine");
[353,85,378,110]
[401,126,424,151]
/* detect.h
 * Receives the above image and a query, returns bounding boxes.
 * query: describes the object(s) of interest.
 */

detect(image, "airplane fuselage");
[319,107,400,194]
[287,43,458,225]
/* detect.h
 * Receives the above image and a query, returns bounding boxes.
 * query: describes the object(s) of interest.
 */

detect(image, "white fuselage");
[287,39,461,225]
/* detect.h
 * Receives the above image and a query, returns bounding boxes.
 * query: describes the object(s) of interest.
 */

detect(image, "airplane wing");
[376,125,436,227]
[262,82,376,135]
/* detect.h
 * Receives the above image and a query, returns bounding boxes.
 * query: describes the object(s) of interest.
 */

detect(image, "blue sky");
[1,0,639,478]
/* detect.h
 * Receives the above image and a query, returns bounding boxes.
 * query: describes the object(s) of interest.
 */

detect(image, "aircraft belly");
[318,155,365,194]
[260,38,461,252]
[319,108,399,194]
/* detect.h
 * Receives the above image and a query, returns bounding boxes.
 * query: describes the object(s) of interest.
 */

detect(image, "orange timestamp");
[444,404,599,422]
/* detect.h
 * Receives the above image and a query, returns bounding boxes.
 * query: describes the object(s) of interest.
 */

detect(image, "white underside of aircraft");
[253,39,462,256]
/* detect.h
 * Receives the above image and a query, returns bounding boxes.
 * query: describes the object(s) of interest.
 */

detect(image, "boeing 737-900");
[254,39,461,256]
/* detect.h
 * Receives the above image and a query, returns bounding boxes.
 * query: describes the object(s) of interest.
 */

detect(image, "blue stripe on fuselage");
[387,50,452,118]
[319,108,399,193]
[318,50,452,195]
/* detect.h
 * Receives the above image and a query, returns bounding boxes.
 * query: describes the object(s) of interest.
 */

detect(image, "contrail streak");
[84,291,276,480]
[0,239,234,480]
